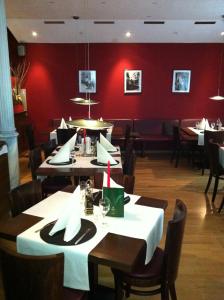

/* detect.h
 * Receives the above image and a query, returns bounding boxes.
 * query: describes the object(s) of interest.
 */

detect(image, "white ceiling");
[5,0,224,43]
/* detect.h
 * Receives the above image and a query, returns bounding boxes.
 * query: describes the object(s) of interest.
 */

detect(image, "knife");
[74,228,91,245]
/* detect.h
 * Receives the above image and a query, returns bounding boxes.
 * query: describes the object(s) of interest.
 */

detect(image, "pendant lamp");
[209,44,224,100]
[68,0,111,130]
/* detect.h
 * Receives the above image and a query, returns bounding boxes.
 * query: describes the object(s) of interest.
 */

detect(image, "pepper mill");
[85,180,94,215]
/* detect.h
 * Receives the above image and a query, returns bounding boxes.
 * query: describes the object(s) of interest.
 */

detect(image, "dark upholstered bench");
[132,119,180,155]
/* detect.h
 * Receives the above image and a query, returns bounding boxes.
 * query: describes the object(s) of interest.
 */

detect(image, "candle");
[83,128,86,144]
[107,160,110,188]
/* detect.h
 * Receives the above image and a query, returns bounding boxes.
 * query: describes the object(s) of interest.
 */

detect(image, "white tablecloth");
[219,147,224,168]
[188,127,216,146]
[17,191,164,291]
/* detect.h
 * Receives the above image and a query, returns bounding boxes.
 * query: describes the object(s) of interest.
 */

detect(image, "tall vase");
[13,103,24,114]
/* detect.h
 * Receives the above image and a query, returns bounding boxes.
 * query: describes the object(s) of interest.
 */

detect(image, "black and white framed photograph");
[79,70,96,93]
[124,70,142,93]
[172,70,191,93]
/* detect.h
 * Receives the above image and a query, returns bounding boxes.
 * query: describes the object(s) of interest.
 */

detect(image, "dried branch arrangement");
[11,60,30,94]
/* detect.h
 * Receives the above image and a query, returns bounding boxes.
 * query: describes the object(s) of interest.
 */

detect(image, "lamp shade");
[209,95,224,100]
[70,98,99,105]
[67,119,112,129]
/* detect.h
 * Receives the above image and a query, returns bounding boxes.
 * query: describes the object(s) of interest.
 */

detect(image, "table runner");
[17,191,164,291]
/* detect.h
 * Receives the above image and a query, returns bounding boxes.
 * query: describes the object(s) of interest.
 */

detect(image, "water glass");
[99,198,110,225]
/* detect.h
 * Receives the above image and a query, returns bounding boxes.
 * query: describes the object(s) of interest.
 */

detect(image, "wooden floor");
[1,152,224,299]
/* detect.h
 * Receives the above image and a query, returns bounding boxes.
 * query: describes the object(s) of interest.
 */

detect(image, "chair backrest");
[0,248,64,300]
[9,180,42,217]
[25,124,35,150]
[172,125,181,147]
[123,141,136,176]
[164,199,187,284]
[42,139,57,159]
[204,130,224,155]
[56,128,76,145]
[94,173,135,194]
[29,147,43,180]
[207,141,222,175]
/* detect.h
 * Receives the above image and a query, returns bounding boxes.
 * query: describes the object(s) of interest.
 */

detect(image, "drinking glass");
[211,122,215,129]
[80,180,87,208]
[99,198,110,225]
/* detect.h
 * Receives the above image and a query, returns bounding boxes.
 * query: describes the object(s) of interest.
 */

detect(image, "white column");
[0,0,19,188]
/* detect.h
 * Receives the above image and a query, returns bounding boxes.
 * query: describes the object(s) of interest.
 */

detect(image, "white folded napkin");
[204,119,211,130]
[97,142,117,165]
[100,133,117,152]
[198,118,205,130]
[69,116,72,121]
[198,118,211,130]
[103,172,122,188]
[58,118,68,129]
[103,172,127,197]
[99,117,103,121]
[49,186,81,242]
[49,143,70,164]
[65,133,77,152]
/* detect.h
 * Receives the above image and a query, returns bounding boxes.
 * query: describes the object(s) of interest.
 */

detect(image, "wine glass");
[99,198,110,225]
[211,122,215,129]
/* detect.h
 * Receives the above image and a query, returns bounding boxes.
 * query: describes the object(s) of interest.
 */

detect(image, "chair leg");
[212,176,219,203]
[218,197,224,213]
[113,274,124,300]
[205,173,212,194]
[169,283,177,300]
[175,150,180,168]
[161,283,170,300]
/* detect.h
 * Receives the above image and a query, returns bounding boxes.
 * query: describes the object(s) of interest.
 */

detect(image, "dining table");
[0,188,168,298]
[36,145,123,178]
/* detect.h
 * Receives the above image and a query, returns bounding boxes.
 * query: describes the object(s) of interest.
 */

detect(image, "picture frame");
[79,70,96,93]
[172,70,191,93]
[124,70,142,93]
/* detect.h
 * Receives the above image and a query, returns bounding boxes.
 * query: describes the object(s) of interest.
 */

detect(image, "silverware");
[74,228,91,245]
[35,221,55,233]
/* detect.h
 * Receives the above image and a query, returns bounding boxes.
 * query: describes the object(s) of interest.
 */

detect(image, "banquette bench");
[50,118,222,154]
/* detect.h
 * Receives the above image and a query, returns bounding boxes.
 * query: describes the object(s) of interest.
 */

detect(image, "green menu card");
[103,187,124,217]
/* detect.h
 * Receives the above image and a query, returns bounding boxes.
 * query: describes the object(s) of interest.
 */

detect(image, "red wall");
[24,43,224,141]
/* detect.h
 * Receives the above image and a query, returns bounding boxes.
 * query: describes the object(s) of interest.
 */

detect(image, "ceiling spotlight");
[32,31,38,37]
[125,31,131,38]
[221,32,224,36]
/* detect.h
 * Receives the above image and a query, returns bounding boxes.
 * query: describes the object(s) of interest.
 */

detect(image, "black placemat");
[55,146,79,152]
[90,159,119,166]
[108,148,118,153]
[93,191,130,205]
[46,158,75,166]
[40,219,96,246]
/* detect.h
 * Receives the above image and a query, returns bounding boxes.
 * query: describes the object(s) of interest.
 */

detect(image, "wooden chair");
[94,173,135,194]
[56,128,76,145]
[204,141,224,203]
[0,248,88,300]
[170,126,196,168]
[201,130,224,175]
[29,147,72,197]
[112,199,187,300]
[123,140,136,176]
[9,180,43,217]
[42,139,57,159]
